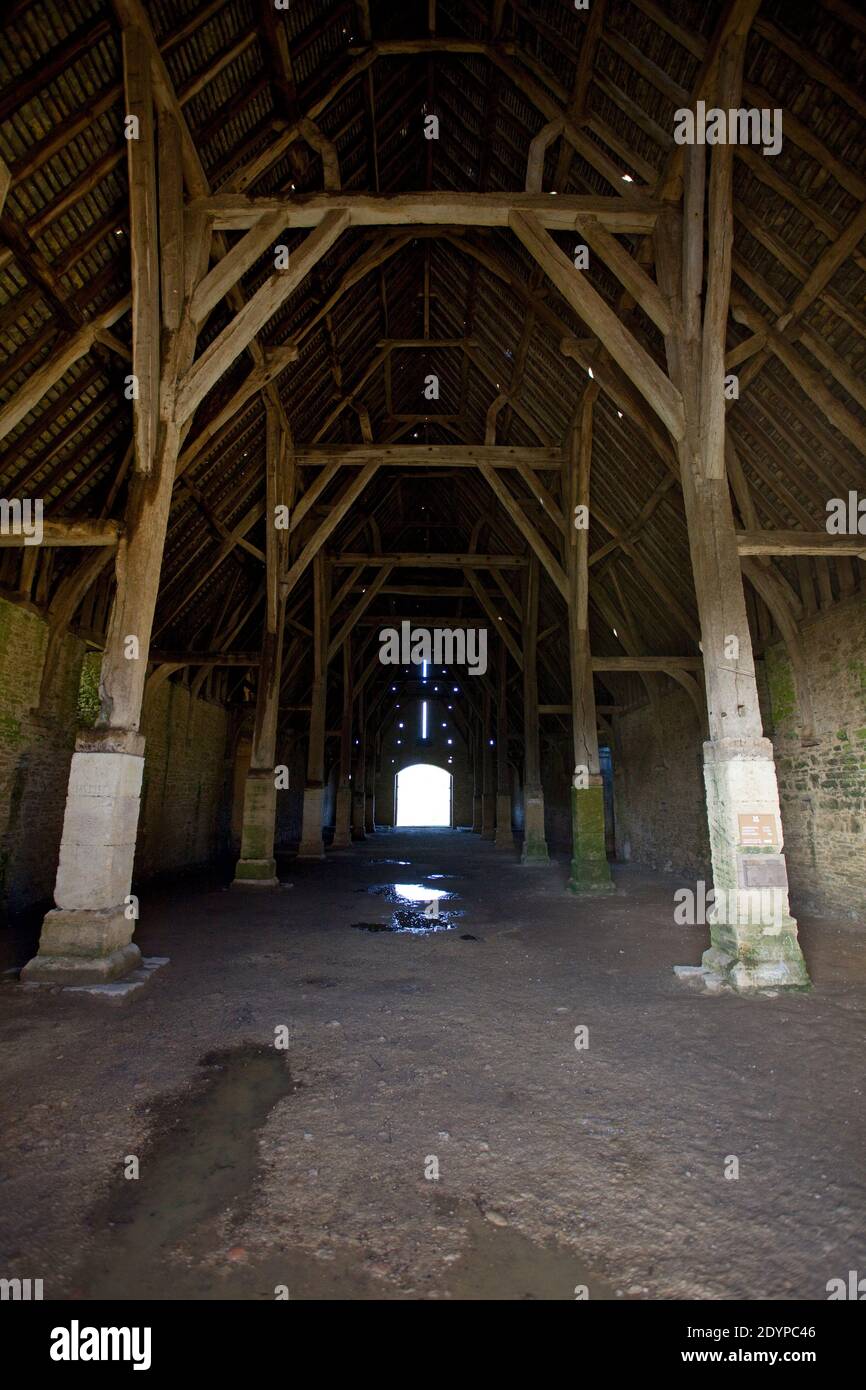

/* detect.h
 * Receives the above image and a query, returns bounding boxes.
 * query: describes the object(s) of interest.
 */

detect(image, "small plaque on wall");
[738,813,778,847]
[738,854,788,890]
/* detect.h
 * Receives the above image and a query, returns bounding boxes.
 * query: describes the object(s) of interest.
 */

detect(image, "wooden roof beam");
[332,554,526,568]
[199,192,662,234]
[736,532,866,559]
[731,296,866,457]
[0,518,121,548]
[591,656,702,671]
[176,210,349,423]
[510,210,685,439]
[0,298,130,444]
[294,445,562,467]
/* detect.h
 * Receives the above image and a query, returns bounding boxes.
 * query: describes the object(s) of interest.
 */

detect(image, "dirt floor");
[1,828,864,1301]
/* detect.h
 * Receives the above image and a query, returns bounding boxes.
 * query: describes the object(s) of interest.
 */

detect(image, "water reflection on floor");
[351,880,462,933]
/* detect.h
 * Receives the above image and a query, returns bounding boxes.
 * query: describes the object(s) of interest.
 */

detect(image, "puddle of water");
[351,882,463,934]
[391,882,450,902]
[441,1206,617,1301]
[71,1047,305,1300]
[67,1051,609,1302]
[351,908,461,935]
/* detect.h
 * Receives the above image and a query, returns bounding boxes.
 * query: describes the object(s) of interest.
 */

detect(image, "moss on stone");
[765,645,797,729]
[848,658,866,707]
[76,651,102,728]
[0,710,22,746]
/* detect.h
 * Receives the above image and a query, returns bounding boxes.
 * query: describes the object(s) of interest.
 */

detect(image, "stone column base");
[23,730,145,986]
[472,793,482,833]
[702,940,810,993]
[298,784,325,859]
[521,789,549,863]
[21,907,142,985]
[568,857,615,893]
[364,792,375,834]
[568,782,613,893]
[237,770,277,855]
[701,737,810,992]
[233,858,278,887]
[494,793,513,849]
[332,786,352,849]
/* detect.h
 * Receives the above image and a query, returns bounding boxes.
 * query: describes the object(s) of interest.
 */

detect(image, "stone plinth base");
[494,794,513,849]
[298,785,325,859]
[22,907,142,985]
[568,782,613,894]
[237,770,277,859]
[521,790,549,864]
[332,786,352,849]
[701,737,810,992]
[24,956,169,1002]
[233,858,278,887]
[702,942,810,993]
[24,729,146,986]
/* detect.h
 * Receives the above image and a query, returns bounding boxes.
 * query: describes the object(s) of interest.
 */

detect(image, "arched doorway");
[395,764,452,827]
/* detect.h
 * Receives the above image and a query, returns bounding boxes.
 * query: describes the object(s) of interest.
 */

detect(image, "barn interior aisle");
[0,0,864,1319]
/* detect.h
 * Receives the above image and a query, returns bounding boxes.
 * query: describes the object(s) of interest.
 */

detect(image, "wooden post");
[472,716,483,833]
[520,556,549,863]
[494,640,513,849]
[332,642,353,848]
[481,687,495,839]
[654,33,808,993]
[233,400,289,885]
[297,551,329,857]
[351,687,367,840]
[22,78,206,986]
[365,725,378,832]
[566,391,613,893]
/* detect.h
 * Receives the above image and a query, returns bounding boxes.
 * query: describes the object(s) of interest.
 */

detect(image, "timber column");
[23,41,208,983]
[472,717,483,832]
[566,388,613,893]
[351,688,366,840]
[364,729,377,833]
[332,643,353,848]
[233,622,286,884]
[297,552,328,858]
[654,29,808,991]
[494,642,513,849]
[521,556,549,863]
[234,399,291,884]
[481,688,495,838]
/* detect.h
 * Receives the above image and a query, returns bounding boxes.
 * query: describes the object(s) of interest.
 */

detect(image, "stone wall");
[764,593,866,919]
[136,679,232,880]
[0,596,232,920]
[614,685,710,879]
[0,600,83,916]
[612,592,866,919]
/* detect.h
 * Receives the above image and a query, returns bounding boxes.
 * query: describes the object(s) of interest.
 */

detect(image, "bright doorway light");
[395,763,452,827]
